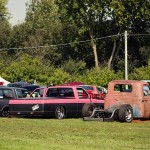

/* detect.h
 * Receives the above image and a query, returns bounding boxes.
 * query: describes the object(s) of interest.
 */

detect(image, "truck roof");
[109,80,149,85]
[48,85,83,88]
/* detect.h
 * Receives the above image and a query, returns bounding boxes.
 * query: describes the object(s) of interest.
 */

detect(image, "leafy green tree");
[130,60,150,80]
[0,0,8,19]
[25,0,61,45]
[57,0,150,70]
[21,0,62,65]
[48,68,71,86]
[107,0,150,69]
[61,59,87,75]
[0,0,11,48]
[57,0,113,68]
[0,20,11,48]
[83,67,123,87]
[3,54,55,84]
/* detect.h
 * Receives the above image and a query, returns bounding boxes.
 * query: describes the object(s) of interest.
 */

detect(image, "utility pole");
[125,30,128,80]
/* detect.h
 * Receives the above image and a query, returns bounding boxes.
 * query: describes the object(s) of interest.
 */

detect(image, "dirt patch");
[132,119,150,123]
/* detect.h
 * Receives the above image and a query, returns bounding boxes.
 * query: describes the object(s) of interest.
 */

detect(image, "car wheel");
[55,106,66,119]
[118,104,133,123]
[82,103,96,117]
[1,107,10,117]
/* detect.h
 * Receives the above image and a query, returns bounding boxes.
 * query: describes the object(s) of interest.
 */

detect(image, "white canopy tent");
[0,76,10,86]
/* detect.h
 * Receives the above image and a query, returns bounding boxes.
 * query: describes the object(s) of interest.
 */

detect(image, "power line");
[130,33,150,36]
[0,33,149,52]
[0,34,122,51]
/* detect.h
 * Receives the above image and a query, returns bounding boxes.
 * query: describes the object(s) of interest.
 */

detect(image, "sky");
[7,0,30,26]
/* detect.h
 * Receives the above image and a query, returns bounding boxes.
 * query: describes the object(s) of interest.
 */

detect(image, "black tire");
[1,107,10,117]
[118,104,133,123]
[55,106,66,119]
[82,103,96,117]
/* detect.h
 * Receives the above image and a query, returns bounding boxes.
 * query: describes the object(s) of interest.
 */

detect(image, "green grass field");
[0,118,150,150]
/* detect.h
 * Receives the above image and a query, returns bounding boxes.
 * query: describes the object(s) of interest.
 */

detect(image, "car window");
[16,89,30,98]
[3,89,14,98]
[0,89,3,98]
[76,88,89,99]
[21,89,30,98]
[32,88,44,97]
[31,89,41,98]
[97,87,103,93]
[79,86,93,90]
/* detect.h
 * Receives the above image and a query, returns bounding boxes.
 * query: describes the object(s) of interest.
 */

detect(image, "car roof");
[0,86,29,90]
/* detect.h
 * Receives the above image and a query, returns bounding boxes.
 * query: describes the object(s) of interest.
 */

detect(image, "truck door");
[45,87,78,117]
[14,89,44,115]
[143,85,150,118]
[76,87,91,115]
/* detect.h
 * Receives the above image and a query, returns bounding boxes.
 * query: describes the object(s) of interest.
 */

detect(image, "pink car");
[79,85,107,100]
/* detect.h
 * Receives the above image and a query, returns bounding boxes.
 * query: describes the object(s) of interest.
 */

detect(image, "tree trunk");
[111,39,122,69]
[92,41,99,68]
[108,38,117,70]
[88,27,99,68]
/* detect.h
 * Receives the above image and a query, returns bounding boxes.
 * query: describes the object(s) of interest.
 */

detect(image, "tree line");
[0,0,150,86]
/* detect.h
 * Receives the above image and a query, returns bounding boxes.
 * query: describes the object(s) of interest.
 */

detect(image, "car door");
[11,89,44,116]
[0,89,14,111]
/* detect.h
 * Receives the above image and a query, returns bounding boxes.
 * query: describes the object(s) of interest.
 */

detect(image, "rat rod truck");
[9,86,104,119]
[83,80,150,123]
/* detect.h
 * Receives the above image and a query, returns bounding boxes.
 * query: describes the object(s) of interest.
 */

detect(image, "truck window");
[76,88,89,99]
[46,88,74,98]
[143,85,150,96]
[114,84,132,92]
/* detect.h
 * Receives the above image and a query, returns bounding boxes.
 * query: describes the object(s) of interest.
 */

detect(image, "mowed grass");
[0,118,150,150]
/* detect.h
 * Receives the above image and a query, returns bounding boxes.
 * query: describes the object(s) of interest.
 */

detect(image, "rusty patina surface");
[105,80,150,118]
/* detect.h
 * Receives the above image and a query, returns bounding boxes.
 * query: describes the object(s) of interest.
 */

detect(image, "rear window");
[114,84,132,92]
[46,88,74,97]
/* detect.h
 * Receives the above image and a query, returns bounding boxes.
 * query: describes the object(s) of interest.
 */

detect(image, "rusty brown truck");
[83,80,150,123]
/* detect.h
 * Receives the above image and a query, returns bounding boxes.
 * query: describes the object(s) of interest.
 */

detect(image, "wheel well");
[55,105,66,113]
[1,106,9,117]
[2,106,9,111]
[118,104,132,109]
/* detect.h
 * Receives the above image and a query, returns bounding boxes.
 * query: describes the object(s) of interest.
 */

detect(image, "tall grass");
[0,118,150,150]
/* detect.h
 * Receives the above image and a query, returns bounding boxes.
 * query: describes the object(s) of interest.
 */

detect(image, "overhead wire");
[0,33,149,52]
